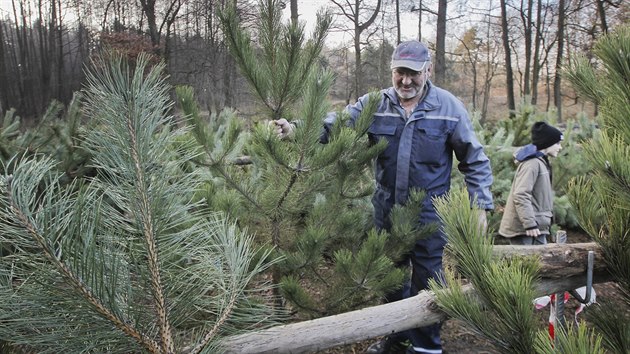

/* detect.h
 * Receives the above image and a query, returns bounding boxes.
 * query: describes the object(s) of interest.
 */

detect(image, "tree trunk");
[417,0,422,41]
[140,0,161,54]
[500,0,516,117]
[354,27,362,99]
[290,0,298,25]
[0,19,9,112]
[596,0,608,34]
[522,0,533,97]
[395,0,400,44]
[553,0,565,122]
[222,243,608,354]
[433,0,446,86]
[345,0,381,98]
[531,0,542,105]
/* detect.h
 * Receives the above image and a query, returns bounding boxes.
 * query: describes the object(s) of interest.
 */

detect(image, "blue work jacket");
[322,82,494,229]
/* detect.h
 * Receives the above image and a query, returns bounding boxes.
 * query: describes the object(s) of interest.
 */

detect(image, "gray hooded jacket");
[499,144,554,238]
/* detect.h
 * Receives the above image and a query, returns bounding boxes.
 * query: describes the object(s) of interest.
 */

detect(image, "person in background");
[273,40,494,354]
[499,121,564,245]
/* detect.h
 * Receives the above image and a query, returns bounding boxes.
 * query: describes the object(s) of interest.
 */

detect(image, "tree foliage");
[431,187,605,353]
[566,25,630,353]
[177,0,438,318]
[430,24,630,354]
[0,54,281,353]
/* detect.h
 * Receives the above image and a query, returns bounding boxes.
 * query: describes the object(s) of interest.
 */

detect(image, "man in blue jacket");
[273,40,494,354]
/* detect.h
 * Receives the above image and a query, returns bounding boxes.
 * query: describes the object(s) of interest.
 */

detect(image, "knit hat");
[390,40,431,71]
[531,122,563,150]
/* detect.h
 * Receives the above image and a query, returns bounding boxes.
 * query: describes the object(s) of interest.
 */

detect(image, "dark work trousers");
[379,210,445,354]
[406,226,446,354]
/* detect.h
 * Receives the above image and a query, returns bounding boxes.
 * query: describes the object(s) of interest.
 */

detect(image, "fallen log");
[221,242,611,354]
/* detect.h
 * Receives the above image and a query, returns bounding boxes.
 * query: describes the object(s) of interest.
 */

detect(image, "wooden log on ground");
[491,242,608,279]
[222,242,610,354]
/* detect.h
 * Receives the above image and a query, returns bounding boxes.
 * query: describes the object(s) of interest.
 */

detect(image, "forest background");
[0,0,627,122]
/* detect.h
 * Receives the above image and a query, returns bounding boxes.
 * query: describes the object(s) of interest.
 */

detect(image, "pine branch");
[3,169,162,353]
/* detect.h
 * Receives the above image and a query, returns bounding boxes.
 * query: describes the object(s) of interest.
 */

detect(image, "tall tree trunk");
[417,0,422,41]
[290,0,298,25]
[531,0,542,105]
[0,22,8,112]
[395,0,400,44]
[37,0,51,111]
[353,28,362,98]
[522,0,533,97]
[13,0,31,114]
[500,0,516,117]
[596,0,608,34]
[55,0,64,101]
[139,0,161,54]
[433,0,447,86]
[344,0,382,98]
[553,0,565,122]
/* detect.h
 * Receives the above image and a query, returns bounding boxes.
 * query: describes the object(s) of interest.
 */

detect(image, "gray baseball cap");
[390,40,431,71]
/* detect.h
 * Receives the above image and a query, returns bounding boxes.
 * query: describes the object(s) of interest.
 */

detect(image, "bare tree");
[500,0,516,116]
[433,0,446,85]
[553,0,565,121]
[520,0,533,97]
[394,0,400,43]
[415,0,423,41]
[330,0,383,98]
[0,20,9,112]
[138,0,184,56]
[530,0,542,104]
[595,0,608,33]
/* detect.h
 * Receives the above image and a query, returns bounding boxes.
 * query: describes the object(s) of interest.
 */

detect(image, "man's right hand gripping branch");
[269,118,295,140]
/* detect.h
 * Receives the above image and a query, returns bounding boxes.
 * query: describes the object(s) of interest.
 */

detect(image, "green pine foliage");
[437,24,630,354]
[0,109,22,163]
[432,187,605,353]
[0,95,93,182]
[566,25,630,353]
[175,0,438,318]
[431,188,541,354]
[535,323,605,354]
[0,54,282,353]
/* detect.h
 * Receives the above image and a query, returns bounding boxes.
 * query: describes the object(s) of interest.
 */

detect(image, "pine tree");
[565,25,630,353]
[0,54,281,353]
[431,187,605,354]
[430,25,629,354]
[177,0,436,318]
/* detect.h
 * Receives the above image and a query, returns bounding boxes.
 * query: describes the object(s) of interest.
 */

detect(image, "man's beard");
[394,76,428,101]
[395,85,422,100]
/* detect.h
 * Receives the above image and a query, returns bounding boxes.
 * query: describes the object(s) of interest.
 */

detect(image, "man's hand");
[525,228,541,237]
[269,118,295,140]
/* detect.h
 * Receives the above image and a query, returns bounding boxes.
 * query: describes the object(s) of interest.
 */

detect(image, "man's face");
[391,66,430,101]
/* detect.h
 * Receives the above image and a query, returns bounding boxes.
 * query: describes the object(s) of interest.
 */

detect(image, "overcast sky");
[284,0,429,46]
[0,0,431,46]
